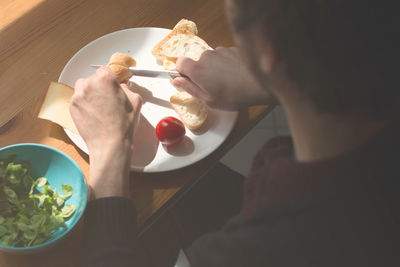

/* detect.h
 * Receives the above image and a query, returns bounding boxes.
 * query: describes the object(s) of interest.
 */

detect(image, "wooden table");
[0,0,271,266]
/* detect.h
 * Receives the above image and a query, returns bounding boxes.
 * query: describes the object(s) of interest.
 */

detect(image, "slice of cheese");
[38,82,78,134]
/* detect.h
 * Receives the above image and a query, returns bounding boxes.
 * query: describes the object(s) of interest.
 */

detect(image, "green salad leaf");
[0,155,75,247]
[0,225,7,236]
[61,184,73,200]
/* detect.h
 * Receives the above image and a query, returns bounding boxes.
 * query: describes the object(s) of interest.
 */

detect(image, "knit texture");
[80,118,400,267]
[80,197,143,267]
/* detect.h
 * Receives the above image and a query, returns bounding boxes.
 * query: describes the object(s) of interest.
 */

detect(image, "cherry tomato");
[156,116,186,146]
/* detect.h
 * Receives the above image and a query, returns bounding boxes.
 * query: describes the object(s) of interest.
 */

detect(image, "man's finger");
[95,65,111,75]
[73,78,90,99]
[175,57,198,78]
[120,83,143,134]
[121,83,143,111]
[172,77,210,101]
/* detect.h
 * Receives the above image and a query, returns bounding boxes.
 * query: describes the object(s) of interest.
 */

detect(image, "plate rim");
[59,27,238,173]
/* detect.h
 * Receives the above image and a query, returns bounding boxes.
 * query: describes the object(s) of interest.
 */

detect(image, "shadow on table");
[48,125,89,163]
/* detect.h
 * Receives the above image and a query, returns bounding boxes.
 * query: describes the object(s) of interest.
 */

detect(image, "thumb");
[120,83,143,111]
[120,83,142,135]
[174,57,212,101]
[172,77,209,101]
[175,56,197,77]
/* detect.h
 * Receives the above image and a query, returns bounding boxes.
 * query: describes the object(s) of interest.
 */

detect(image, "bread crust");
[108,64,133,83]
[152,19,208,68]
[154,20,210,131]
[109,52,136,67]
[107,52,136,83]
[170,92,208,130]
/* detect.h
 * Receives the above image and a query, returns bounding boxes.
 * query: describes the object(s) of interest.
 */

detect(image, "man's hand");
[70,66,142,199]
[172,47,273,110]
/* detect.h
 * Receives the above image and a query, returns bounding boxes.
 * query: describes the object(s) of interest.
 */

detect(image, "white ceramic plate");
[59,27,238,172]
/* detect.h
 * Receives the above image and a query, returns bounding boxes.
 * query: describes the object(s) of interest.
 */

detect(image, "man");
[71,0,399,266]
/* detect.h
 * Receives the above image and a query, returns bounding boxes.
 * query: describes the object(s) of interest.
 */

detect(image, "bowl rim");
[0,143,88,251]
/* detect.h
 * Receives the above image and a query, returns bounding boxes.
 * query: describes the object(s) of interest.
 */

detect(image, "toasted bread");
[170,91,208,130]
[152,19,210,70]
[107,52,136,83]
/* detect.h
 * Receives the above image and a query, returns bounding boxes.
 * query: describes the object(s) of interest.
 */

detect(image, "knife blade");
[90,65,185,79]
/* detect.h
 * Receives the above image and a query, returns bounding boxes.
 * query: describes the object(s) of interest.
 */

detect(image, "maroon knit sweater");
[81,119,400,267]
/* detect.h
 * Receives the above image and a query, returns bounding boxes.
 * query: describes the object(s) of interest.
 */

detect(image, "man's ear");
[258,36,275,74]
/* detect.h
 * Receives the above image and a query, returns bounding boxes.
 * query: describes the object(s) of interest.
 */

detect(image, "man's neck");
[280,96,393,162]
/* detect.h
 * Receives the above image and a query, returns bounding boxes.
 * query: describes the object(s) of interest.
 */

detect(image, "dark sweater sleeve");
[186,215,278,267]
[186,208,343,267]
[79,197,146,267]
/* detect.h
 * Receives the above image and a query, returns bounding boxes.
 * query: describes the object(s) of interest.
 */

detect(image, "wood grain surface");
[0,0,270,266]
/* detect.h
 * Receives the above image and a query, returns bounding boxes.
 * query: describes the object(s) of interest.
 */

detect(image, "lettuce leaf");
[0,156,75,247]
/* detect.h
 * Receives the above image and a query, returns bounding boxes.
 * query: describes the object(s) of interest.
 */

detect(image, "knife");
[90,65,185,79]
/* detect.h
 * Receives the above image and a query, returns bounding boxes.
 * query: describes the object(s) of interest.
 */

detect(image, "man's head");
[226,0,398,117]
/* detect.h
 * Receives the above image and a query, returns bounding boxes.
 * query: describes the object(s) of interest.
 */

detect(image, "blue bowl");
[0,143,88,253]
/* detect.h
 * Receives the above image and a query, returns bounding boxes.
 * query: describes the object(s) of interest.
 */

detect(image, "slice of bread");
[107,52,136,83]
[108,64,133,83]
[163,34,210,60]
[152,19,198,63]
[174,19,198,35]
[154,20,210,130]
[152,19,210,70]
[109,52,136,67]
[163,56,177,70]
[170,91,208,130]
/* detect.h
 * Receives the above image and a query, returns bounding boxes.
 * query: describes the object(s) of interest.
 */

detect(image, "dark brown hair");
[232,0,398,116]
